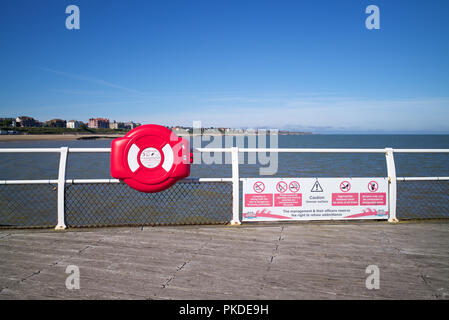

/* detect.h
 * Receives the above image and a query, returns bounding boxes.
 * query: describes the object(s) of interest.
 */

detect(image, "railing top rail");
[68,148,111,153]
[0,148,62,153]
[396,176,449,181]
[230,148,387,153]
[1,147,449,153]
[2,176,448,185]
[195,148,449,153]
[0,177,232,184]
[0,179,59,184]
[393,149,449,153]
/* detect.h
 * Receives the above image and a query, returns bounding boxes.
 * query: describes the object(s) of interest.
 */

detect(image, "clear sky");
[1,0,448,133]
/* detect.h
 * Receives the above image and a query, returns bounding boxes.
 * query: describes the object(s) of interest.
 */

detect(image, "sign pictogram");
[276,181,288,193]
[368,181,379,192]
[311,179,323,192]
[289,181,300,193]
[253,181,265,193]
[340,181,351,192]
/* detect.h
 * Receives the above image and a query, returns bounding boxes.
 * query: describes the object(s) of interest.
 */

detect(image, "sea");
[1,134,448,180]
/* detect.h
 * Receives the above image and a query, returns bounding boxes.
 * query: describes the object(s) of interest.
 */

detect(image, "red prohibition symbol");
[368,181,379,192]
[253,181,265,193]
[340,181,351,192]
[276,181,288,193]
[289,181,300,193]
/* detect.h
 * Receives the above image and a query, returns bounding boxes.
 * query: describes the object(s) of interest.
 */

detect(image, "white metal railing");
[396,177,449,181]
[1,147,448,229]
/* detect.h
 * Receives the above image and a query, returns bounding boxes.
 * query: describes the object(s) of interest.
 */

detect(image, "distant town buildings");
[0,116,261,135]
[15,116,39,127]
[171,126,191,133]
[45,119,66,128]
[66,120,81,129]
[1,116,146,130]
[88,118,110,129]
[0,118,16,127]
[109,120,125,130]
[125,121,138,130]
[0,118,298,136]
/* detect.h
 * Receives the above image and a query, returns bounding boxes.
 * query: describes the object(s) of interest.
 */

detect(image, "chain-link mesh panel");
[64,182,232,227]
[1,179,447,229]
[397,180,449,219]
[0,184,57,228]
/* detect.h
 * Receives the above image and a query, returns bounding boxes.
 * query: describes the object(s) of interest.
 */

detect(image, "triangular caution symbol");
[311,179,323,192]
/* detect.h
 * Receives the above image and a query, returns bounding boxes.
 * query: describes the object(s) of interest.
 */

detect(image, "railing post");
[230,147,241,225]
[55,147,68,230]
[385,148,398,223]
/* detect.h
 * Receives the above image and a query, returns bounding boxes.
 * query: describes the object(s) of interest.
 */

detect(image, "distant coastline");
[0,134,123,142]
[0,131,312,142]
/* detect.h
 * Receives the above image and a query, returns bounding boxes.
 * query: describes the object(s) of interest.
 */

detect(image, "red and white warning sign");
[368,181,379,192]
[253,181,265,193]
[275,193,302,207]
[276,181,288,193]
[289,181,300,193]
[242,178,389,222]
[340,181,351,192]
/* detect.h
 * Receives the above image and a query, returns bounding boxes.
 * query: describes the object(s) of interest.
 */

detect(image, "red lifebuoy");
[110,124,192,193]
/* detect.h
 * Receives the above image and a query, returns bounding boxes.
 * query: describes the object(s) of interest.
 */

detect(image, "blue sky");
[0,0,448,133]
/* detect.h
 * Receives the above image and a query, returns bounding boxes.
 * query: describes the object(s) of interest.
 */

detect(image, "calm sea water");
[1,134,448,180]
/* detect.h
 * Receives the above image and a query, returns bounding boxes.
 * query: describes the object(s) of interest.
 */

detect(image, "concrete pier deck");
[0,221,448,300]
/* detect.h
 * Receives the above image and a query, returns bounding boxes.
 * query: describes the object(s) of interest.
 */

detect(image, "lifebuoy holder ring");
[110,124,192,193]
